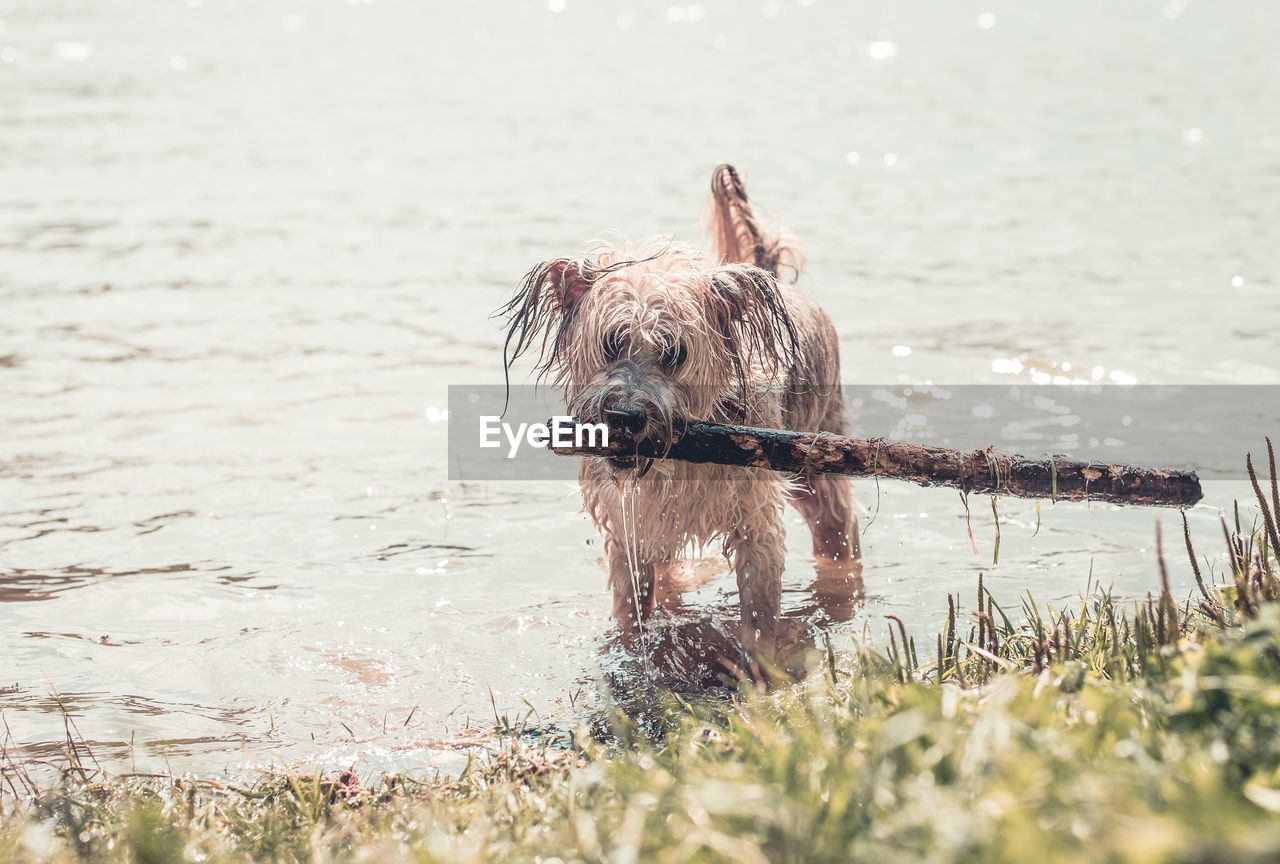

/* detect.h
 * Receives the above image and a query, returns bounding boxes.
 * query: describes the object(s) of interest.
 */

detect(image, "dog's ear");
[497,257,598,386]
[539,260,594,308]
[709,264,801,380]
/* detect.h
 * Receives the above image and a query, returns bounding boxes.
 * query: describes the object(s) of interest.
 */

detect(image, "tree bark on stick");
[551,419,1203,508]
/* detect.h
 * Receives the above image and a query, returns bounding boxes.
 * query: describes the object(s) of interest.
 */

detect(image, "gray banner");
[447,385,1280,482]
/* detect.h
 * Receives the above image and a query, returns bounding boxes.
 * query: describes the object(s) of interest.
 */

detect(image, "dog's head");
[500,239,798,471]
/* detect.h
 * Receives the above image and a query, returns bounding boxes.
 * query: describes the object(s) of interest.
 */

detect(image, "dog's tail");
[705,164,805,284]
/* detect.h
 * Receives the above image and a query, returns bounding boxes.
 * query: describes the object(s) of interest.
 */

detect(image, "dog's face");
[502,240,798,471]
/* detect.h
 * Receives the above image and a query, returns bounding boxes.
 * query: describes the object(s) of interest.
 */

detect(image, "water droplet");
[170,54,188,71]
[1232,275,1244,288]
[845,151,860,165]
[883,152,897,166]
[977,12,997,29]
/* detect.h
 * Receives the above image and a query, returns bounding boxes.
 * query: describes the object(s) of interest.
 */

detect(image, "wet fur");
[501,165,858,651]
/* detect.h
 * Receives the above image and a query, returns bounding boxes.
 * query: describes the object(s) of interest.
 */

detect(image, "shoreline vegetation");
[5,447,1280,862]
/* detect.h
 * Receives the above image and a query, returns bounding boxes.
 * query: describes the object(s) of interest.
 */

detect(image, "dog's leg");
[652,560,686,611]
[789,473,861,562]
[726,507,786,653]
[604,532,656,638]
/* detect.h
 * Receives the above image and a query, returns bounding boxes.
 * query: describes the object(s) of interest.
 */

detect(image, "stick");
[550,419,1202,508]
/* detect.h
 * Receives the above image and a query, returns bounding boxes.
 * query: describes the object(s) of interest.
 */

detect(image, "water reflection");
[606,556,865,689]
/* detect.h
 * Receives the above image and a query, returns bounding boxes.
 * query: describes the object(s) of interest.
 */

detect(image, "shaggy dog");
[502,165,857,652]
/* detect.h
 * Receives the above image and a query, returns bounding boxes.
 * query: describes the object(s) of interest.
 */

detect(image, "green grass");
[6,446,1280,862]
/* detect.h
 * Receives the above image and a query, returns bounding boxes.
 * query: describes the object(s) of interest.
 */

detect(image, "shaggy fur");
[501,165,858,650]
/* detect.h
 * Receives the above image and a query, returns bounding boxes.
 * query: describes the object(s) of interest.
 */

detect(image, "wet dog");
[501,165,858,653]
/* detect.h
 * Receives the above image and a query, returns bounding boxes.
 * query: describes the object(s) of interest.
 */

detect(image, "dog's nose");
[605,404,647,435]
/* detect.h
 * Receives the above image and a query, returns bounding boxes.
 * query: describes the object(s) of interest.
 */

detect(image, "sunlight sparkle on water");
[977,12,997,29]
[868,40,896,60]
[994,354,1134,386]
[892,345,911,357]
[666,5,706,22]
[883,153,898,166]
[547,0,565,12]
[54,42,94,62]
[845,151,860,165]
[1232,275,1245,288]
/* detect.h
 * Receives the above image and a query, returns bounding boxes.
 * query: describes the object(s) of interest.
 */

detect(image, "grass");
[6,445,1280,862]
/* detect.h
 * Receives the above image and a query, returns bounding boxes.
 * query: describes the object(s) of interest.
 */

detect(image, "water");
[2,0,1278,776]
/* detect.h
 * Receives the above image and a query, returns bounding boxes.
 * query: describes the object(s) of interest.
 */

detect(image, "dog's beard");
[567,359,700,477]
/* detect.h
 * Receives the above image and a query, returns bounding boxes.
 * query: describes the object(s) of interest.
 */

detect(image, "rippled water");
[3,0,1278,776]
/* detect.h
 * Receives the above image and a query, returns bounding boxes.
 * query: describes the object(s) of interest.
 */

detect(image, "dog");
[501,165,858,654]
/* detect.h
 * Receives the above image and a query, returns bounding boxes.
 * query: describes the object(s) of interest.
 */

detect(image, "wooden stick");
[551,419,1203,508]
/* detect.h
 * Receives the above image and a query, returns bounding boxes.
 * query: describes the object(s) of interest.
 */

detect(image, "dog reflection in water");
[502,164,861,676]
[607,557,864,688]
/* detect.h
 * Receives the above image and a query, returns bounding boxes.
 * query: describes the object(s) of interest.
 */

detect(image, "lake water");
[3,0,1278,777]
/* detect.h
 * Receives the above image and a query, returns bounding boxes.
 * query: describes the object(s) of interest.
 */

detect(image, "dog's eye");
[603,330,625,360]
[661,343,687,368]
